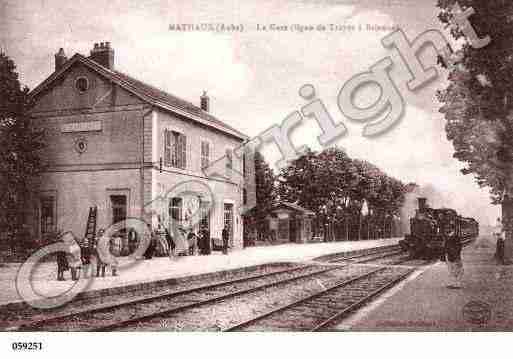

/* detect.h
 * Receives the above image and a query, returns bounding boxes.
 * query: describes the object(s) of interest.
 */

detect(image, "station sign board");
[61,120,102,133]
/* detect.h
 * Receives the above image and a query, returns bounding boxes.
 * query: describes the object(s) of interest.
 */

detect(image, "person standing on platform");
[108,235,119,277]
[127,228,138,256]
[143,230,155,259]
[222,226,230,255]
[200,227,211,255]
[443,220,464,288]
[94,229,107,277]
[95,229,119,277]
[56,249,69,281]
[154,223,169,256]
[495,217,505,265]
[80,237,93,278]
[60,232,82,281]
[164,227,175,256]
[187,231,198,255]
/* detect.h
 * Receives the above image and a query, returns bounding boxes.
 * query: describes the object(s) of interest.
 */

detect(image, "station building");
[27,42,251,249]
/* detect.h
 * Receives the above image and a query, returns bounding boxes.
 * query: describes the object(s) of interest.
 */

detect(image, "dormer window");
[75,76,89,93]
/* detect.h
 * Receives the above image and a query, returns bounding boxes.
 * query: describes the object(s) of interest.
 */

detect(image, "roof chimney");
[200,91,210,112]
[54,48,67,71]
[89,41,114,70]
[418,197,428,212]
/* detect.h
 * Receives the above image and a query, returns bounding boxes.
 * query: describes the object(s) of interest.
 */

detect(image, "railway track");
[15,246,409,332]
[17,263,325,331]
[224,263,415,331]
[324,248,406,264]
[314,245,402,263]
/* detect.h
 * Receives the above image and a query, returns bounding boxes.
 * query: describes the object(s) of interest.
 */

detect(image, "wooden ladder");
[84,206,98,245]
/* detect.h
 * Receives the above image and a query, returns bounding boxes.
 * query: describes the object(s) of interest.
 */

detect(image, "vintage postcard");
[0,0,511,356]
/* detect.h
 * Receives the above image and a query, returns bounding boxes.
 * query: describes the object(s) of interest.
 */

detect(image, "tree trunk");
[358,214,362,241]
[502,197,513,264]
[367,216,370,240]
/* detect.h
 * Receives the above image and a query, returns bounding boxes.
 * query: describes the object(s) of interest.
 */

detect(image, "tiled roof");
[112,70,247,139]
[274,202,316,215]
[30,54,247,140]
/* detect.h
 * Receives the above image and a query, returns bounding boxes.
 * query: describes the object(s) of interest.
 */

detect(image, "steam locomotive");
[399,198,479,259]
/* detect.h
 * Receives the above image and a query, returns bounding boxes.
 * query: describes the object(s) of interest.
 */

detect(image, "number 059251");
[12,342,43,351]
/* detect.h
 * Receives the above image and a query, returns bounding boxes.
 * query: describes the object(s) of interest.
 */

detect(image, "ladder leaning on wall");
[84,206,98,246]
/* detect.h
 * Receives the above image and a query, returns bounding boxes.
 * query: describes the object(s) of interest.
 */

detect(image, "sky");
[1,0,501,225]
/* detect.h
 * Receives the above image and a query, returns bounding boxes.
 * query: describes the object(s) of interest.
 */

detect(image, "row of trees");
[277,148,407,240]
[245,147,408,243]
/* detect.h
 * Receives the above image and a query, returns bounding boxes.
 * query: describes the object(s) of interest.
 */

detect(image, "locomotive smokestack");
[418,197,427,212]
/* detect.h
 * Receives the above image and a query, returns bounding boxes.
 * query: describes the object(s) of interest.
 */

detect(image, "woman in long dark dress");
[165,228,175,254]
[200,227,211,255]
[56,250,69,281]
[143,230,157,259]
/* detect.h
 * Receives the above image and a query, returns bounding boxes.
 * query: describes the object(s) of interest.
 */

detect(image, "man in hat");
[443,218,464,288]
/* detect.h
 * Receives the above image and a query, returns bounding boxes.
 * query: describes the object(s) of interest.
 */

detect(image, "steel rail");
[316,245,402,263]
[94,265,343,331]
[311,268,415,331]
[327,249,405,264]
[16,264,310,331]
[224,258,413,332]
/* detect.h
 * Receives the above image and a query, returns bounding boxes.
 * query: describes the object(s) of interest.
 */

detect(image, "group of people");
[56,229,118,281]
[55,224,234,281]
[143,224,232,258]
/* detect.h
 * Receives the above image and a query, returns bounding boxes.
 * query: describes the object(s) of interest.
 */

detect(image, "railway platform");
[340,235,513,331]
[0,237,399,307]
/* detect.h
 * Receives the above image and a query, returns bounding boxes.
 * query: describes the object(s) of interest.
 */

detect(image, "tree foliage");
[243,151,276,241]
[436,0,513,203]
[277,147,406,240]
[0,52,45,245]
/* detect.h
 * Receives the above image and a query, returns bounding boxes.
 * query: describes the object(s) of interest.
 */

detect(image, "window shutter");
[164,129,171,166]
[180,134,187,169]
[225,148,233,177]
[166,131,186,169]
[201,141,210,169]
[171,131,177,167]
[226,149,233,168]
[201,142,205,168]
